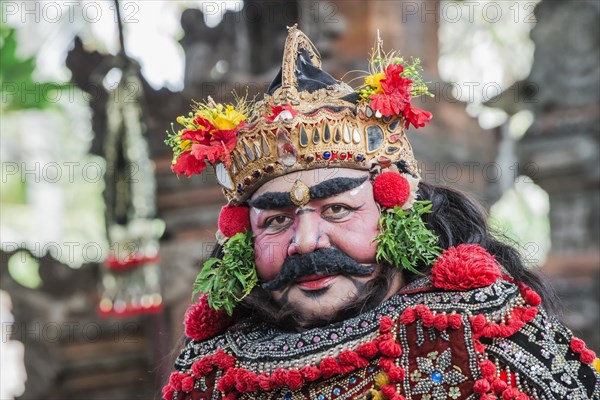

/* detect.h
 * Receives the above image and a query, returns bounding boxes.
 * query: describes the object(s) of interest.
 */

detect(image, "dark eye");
[322,204,353,220]
[264,215,293,231]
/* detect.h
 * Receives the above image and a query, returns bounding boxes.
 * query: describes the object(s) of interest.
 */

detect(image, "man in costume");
[163,26,599,400]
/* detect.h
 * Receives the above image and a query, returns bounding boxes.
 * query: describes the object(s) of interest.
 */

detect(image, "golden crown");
[167,25,432,204]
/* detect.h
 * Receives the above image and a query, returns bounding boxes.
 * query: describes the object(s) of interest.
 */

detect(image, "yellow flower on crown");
[365,72,386,94]
[196,104,247,131]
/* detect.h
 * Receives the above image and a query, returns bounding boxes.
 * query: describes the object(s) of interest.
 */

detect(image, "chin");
[276,276,366,327]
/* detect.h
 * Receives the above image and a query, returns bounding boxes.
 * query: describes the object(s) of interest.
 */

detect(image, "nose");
[287,212,330,256]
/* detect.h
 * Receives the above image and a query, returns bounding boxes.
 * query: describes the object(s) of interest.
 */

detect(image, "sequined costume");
[168,275,599,400]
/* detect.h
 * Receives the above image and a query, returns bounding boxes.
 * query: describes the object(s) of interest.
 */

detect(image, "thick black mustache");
[261,248,375,291]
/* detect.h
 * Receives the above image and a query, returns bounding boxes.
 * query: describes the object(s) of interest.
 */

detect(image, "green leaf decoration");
[374,200,441,275]
[192,230,257,315]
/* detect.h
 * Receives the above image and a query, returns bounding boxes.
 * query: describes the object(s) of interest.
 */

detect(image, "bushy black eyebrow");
[248,176,368,210]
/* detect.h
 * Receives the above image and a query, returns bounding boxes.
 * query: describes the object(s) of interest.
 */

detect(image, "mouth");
[295,274,337,291]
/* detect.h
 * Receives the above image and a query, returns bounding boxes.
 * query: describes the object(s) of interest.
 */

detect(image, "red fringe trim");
[165,316,407,397]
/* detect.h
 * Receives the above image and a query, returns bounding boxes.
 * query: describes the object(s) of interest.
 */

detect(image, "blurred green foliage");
[1,25,71,112]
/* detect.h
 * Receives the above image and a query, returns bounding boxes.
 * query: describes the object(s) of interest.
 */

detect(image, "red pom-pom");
[571,337,586,353]
[320,357,342,378]
[218,205,251,238]
[521,307,538,323]
[474,340,487,354]
[471,314,487,333]
[431,244,501,291]
[482,323,502,338]
[492,378,508,393]
[257,373,272,391]
[474,378,491,394]
[357,342,379,359]
[184,295,232,341]
[181,376,195,392]
[580,348,596,364]
[162,385,175,400]
[448,314,463,329]
[502,387,521,399]
[169,372,184,391]
[379,339,403,357]
[381,385,398,398]
[216,369,237,392]
[420,309,435,327]
[523,289,542,307]
[300,365,322,381]
[387,366,406,382]
[400,307,416,325]
[213,349,236,370]
[339,350,369,368]
[373,172,411,209]
[286,369,304,390]
[269,369,288,387]
[379,357,395,372]
[379,316,394,333]
[235,369,259,393]
[479,360,496,379]
[191,357,214,377]
[498,325,514,338]
[433,314,448,331]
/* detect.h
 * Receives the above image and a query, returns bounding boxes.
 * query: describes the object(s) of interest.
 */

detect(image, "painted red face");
[249,168,398,322]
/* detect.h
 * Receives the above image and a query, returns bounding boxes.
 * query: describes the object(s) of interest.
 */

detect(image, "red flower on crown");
[367,63,432,129]
[169,103,247,177]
